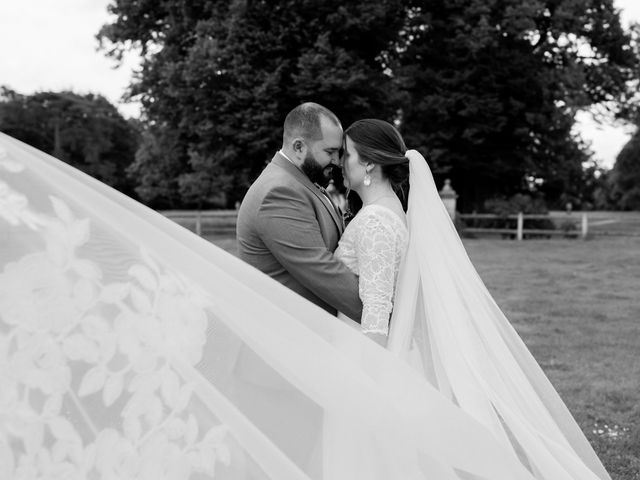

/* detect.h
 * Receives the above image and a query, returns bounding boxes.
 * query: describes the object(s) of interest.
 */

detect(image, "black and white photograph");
[1,1,639,478]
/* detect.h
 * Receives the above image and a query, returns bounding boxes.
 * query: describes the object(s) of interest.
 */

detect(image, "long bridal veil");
[1,132,552,480]
[388,149,610,480]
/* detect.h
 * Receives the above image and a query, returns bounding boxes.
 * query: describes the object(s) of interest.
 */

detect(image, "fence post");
[581,213,588,239]
[195,211,202,236]
[516,212,524,241]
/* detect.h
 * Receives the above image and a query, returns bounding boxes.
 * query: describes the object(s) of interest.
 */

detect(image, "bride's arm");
[356,215,401,344]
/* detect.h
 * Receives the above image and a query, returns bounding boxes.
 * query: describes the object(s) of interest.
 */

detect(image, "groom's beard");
[301,152,334,188]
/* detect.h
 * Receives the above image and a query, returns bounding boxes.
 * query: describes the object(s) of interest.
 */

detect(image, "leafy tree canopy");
[98,0,640,210]
[99,0,407,207]
[610,127,640,209]
[0,88,139,196]
[397,0,640,210]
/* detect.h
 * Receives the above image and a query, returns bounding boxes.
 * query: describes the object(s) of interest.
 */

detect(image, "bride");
[334,118,611,479]
[335,119,409,347]
[0,126,610,479]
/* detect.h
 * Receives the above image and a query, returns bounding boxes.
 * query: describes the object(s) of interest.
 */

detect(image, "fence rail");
[459,212,588,240]
[161,210,238,236]
[162,210,595,240]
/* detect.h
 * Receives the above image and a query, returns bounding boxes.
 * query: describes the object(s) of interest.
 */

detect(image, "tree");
[610,128,640,209]
[126,124,184,208]
[0,88,139,196]
[99,0,640,209]
[395,0,640,211]
[99,0,407,207]
[587,168,617,210]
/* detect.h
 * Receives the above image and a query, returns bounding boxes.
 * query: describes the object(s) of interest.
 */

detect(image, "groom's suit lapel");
[271,153,344,234]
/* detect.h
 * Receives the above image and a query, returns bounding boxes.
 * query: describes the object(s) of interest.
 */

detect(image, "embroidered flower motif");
[0,147,25,173]
[0,190,229,479]
[0,181,45,229]
[0,254,77,333]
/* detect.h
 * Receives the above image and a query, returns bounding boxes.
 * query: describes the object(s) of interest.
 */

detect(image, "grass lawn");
[209,233,640,479]
[464,237,640,479]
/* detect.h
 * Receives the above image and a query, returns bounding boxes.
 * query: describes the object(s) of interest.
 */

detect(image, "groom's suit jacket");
[237,152,362,320]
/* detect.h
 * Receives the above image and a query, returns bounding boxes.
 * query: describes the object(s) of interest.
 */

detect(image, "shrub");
[482,194,556,237]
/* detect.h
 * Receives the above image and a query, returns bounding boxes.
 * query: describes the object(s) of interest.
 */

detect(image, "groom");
[237,102,362,320]
[234,103,362,473]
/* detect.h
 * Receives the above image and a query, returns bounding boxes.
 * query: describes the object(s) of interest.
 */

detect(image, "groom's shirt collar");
[278,150,302,172]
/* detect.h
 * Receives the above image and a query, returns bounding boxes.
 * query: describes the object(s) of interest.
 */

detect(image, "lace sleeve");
[355,213,402,336]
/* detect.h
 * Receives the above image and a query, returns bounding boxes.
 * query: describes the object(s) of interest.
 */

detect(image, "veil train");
[0,133,606,479]
[388,149,610,480]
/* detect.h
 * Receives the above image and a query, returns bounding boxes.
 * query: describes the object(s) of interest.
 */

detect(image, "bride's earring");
[364,165,372,187]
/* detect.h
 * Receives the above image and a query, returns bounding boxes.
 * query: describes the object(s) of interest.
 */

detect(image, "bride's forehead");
[344,136,357,153]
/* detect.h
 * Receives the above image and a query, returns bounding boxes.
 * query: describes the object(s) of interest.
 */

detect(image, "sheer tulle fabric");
[1,133,549,479]
[388,149,610,480]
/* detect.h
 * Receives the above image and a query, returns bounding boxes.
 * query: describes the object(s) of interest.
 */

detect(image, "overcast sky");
[1,0,639,168]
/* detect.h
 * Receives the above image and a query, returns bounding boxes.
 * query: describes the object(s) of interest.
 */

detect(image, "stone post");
[439,179,457,220]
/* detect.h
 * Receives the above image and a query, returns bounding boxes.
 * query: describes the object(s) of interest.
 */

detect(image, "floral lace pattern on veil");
[0,147,230,479]
[1,138,612,480]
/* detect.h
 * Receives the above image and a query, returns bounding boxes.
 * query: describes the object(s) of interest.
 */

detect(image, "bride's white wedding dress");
[335,204,408,336]
[0,133,610,480]
[330,149,611,480]
[325,204,408,478]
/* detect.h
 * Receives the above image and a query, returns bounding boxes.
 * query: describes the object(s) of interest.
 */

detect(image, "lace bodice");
[335,205,408,335]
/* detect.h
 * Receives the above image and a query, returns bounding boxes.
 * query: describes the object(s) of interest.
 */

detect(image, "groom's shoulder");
[240,164,304,212]
[255,160,290,184]
[249,162,306,196]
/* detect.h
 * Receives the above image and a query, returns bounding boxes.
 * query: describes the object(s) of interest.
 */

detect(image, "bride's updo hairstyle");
[344,119,410,211]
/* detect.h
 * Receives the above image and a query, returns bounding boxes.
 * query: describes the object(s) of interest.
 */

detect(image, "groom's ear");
[293,138,306,157]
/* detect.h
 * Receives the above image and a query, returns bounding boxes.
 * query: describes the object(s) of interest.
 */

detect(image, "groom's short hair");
[283,102,341,145]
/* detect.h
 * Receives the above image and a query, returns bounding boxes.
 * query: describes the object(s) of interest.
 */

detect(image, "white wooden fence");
[163,210,590,240]
[458,212,589,240]
[161,210,237,236]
